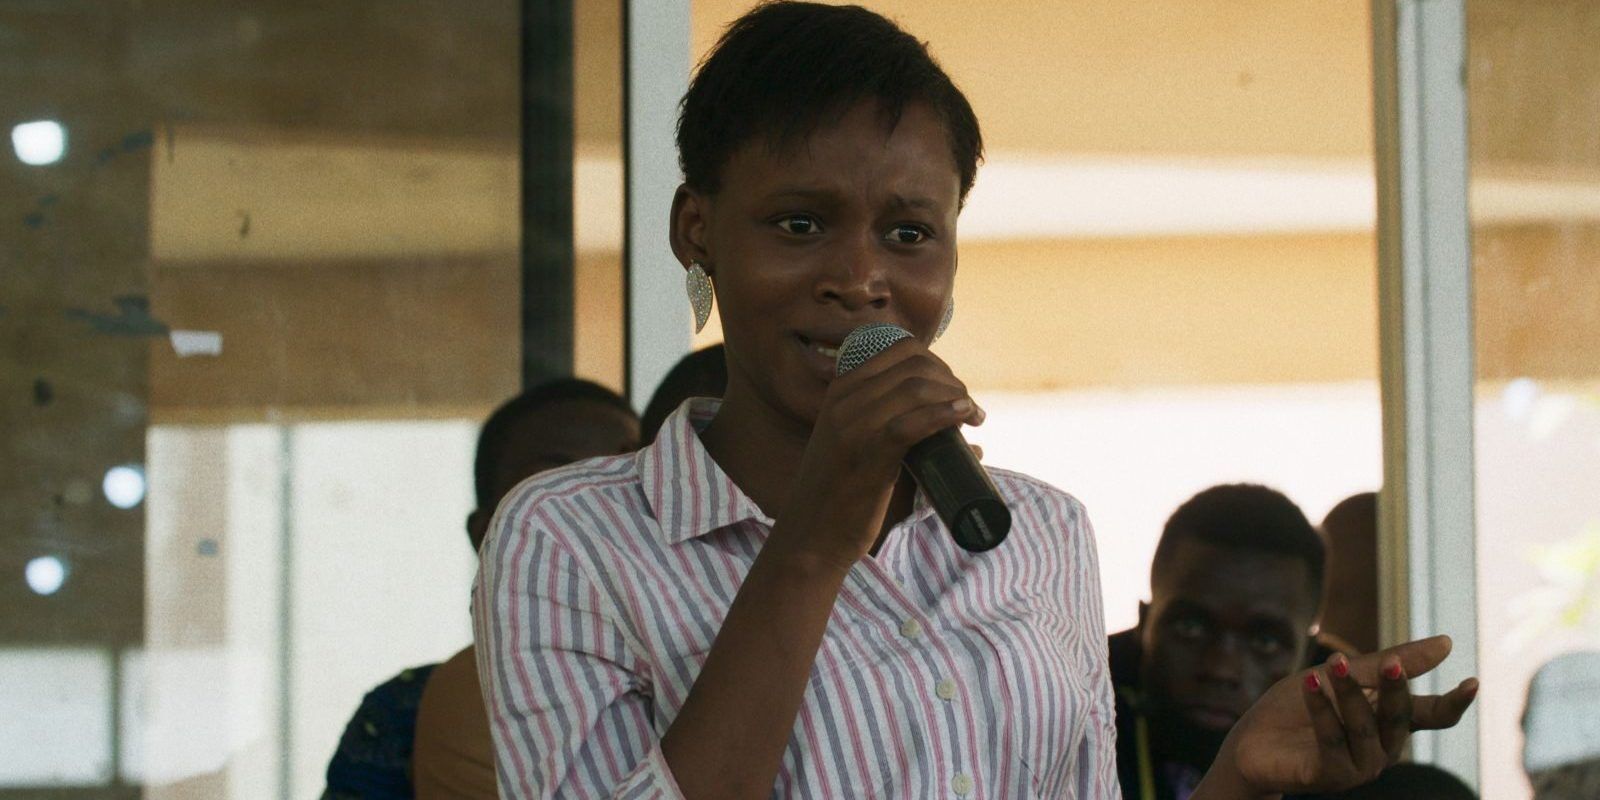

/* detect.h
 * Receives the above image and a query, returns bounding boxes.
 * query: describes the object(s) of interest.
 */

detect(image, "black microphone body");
[836,324,1011,552]
[904,427,1012,552]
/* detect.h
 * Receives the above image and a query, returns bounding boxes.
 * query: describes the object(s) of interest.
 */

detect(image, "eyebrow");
[761,187,942,213]
[885,193,940,212]
[1162,601,1298,631]
[1160,600,1215,620]
[1246,616,1299,634]
[762,187,839,206]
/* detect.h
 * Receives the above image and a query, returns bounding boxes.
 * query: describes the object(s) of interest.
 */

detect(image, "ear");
[466,510,488,556]
[669,184,712,271]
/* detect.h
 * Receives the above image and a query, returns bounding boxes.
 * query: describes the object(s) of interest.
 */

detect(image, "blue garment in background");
[323,663,440,799]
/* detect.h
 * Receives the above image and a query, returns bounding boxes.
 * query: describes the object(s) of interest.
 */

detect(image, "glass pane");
[574,0,627,390]
[0,2,615,795]
[1468,3,1600,798]
[692,0,1382,634]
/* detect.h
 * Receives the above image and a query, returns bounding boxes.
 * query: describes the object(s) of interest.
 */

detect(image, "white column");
[1372,0,1479,787]
[625,0,693,410]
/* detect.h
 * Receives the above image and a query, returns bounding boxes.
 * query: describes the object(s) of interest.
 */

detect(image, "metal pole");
[1372,0,1479,786]
[522,0,577,386]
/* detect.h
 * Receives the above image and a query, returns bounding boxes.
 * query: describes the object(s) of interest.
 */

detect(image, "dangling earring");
[686,260,714,334]
[934,297,954,342]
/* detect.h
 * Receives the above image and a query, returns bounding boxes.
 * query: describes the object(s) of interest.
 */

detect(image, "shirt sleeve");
[473,498,686,800]
[1065,497,1123,799]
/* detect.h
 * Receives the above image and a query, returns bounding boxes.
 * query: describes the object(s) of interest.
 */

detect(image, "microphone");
[836,323,1011,552]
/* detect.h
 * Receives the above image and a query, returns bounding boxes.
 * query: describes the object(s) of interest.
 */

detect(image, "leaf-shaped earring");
[686,260,714,334]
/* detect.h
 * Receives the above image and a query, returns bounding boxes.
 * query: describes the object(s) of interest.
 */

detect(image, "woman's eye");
[887,224,929,244]
[1171,618,1208,640]
[776,216,819,235]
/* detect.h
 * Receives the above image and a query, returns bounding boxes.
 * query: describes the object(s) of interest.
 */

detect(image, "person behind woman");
[1108,484,1328,799]
[639,344,728,446]
[474,4,1478,798]
[410,380,641,798]
[1317,492,1381,657]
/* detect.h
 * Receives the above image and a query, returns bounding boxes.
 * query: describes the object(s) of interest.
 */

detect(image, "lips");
[795,332,843,360]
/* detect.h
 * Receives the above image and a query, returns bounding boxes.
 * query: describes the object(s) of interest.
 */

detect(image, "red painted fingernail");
[1304,672,1322,692]
[1332,656,1350,679]
[1384,661,1404,681]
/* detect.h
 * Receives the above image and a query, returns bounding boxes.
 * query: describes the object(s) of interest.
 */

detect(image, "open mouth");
[796,333,841,360]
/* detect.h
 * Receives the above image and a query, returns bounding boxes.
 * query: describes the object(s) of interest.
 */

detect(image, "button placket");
[860,551,974,798]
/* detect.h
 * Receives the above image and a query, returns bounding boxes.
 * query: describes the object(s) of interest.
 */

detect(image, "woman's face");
[673,100,962,429]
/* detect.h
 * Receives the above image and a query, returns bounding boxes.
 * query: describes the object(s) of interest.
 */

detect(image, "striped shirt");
[474,399,1119,798]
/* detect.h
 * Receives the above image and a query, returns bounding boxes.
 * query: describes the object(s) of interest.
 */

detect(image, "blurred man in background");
[1317,492,1380,656]
[1109,483,1325,800]
[324,379,638,800]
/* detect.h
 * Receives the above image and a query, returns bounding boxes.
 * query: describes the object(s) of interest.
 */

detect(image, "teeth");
[797,335,840,359]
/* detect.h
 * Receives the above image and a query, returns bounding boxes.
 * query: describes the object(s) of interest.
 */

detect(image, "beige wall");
[941,233,1380,390]
[693,0,1375,159]
[131,0,1600,422]
[1475,223,1600,384]
[148,257,520,420]
[688,1,1383,391]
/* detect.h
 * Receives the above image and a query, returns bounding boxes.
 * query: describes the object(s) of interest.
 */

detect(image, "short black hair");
[640,344,728,445]
[473,379,635,510]
[1301,763,1477,800]
[1152,483,1326,598]
[678,1,984,203]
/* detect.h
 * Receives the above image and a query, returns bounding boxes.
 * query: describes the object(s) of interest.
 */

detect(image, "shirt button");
[935,678,958,701]
[952,772,974,796]
[899,618,923,639]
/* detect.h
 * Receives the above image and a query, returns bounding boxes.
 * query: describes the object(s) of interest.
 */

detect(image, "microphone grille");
[836,323,913,376]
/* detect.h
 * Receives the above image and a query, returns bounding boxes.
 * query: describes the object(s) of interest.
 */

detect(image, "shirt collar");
[640,398,772,544]
[639,397,943,544]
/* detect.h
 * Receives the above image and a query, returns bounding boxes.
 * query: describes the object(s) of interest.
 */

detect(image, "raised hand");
[1197,635,1479,798]
[778,335,983,568]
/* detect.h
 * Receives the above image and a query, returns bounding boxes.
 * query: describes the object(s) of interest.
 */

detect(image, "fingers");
[1375,655,1414,760]
[1301,669,1356,783]
[1340,635,1476,733]
[882,399,980,451]
[1344,635,1452,685]
[1411,678,1479,731]
[1268,639,1477,796]
[1326,653,1388,780]
[834,343,984,432]
[867,379,978,449]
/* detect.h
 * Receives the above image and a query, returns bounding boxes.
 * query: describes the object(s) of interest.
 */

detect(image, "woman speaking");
[474,3,1477,797]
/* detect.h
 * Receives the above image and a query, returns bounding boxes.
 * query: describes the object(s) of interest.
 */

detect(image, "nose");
[814,236,890,311]
[1196,637,1246,687]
